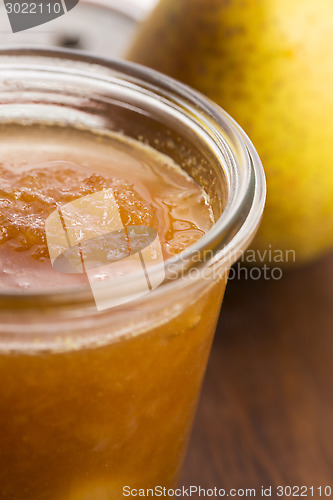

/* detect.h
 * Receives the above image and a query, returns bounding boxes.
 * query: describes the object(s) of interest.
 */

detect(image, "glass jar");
[0,48,265,500]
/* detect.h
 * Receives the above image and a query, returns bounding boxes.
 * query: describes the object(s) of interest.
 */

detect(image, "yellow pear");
[128,0,333,265]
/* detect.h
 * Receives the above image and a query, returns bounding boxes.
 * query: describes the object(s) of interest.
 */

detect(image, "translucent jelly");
[0,124,213,291]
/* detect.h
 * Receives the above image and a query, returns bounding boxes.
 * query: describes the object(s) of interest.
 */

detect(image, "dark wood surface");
[180,251,333,493]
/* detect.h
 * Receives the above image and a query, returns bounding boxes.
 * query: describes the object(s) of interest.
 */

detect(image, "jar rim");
[0,47,266,310]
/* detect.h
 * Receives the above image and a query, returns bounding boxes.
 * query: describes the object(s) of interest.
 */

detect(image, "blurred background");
[2,0,333,491]
[0,0,156,55]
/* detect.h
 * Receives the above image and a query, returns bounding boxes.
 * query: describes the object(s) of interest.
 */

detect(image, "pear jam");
[0,124,226,499]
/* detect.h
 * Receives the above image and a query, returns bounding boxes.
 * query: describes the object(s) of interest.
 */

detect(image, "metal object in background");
[0,0,156,57]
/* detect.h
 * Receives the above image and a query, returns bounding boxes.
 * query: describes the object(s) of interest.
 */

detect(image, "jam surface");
[0,124,213,291]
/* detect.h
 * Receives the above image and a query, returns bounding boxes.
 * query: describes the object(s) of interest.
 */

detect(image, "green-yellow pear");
[128,0,333,265]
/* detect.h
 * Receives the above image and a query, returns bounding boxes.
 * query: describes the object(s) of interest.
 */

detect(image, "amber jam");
[0,123,227,500]
[0,124,214,291]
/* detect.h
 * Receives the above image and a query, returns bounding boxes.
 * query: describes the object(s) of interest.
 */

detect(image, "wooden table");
[180,251,333,493]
